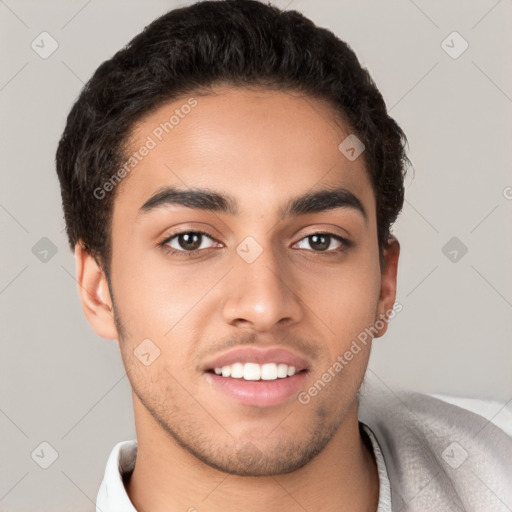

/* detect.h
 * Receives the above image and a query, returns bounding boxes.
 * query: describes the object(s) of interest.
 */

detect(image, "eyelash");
[158,230,353,258]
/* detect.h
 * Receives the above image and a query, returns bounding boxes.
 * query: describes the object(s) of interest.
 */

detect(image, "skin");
[76,85,399,512]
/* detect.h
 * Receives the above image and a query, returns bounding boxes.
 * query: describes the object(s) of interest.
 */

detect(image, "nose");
[221,242,304,331]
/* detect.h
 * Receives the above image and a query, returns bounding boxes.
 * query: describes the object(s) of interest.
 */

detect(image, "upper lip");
[203,347,310,372]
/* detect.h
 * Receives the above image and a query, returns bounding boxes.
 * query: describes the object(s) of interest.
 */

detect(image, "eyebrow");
[138,185,367,222]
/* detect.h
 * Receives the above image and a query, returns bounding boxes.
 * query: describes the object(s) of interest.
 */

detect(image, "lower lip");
[205,371,308,407]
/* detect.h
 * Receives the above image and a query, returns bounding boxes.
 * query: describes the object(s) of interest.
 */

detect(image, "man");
[55,1,512,510]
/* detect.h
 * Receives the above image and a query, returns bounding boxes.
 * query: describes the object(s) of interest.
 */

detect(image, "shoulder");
[358,380,512,511]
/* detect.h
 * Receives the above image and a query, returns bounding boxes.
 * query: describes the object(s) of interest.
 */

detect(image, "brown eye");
[176,232,203,251]
[294,233,349,253]
[161,230,218,254]
[308,234,330,251]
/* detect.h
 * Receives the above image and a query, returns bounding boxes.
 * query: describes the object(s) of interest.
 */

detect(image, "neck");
[126,394,379,512]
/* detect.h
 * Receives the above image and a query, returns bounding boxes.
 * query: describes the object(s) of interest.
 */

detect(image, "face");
[80,85,399,476]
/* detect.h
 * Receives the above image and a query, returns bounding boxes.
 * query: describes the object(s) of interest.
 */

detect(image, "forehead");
[114,86,375,221]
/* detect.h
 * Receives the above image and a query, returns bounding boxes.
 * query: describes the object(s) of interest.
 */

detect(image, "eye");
[294,232,350,253]
[159,230,220,256]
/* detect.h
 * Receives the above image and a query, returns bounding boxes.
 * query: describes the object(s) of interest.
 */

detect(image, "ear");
[374,237,400,338]
[74,242,118,340]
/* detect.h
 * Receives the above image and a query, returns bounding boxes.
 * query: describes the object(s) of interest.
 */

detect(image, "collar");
[96,439,137,512]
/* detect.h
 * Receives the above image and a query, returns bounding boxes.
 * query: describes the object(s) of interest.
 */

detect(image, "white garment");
[96,438,137,512]
[96,381,512,511]
[357,379,512,511]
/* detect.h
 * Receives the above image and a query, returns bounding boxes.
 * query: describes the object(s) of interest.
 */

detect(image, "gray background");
[1,0,511,510]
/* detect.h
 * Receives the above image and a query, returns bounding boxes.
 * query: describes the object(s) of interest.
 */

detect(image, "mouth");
[202,346,311,407]
[204,361,309,407]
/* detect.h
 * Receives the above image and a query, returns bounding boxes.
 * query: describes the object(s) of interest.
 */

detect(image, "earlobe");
[74,242,119,340]
[374,238,400,338]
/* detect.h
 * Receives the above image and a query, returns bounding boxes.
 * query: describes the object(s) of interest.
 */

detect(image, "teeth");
[261,363,277,380]
[231,362,244,378]
[244,362,261,380]
[213,362,299,381]
[277,363,288,378]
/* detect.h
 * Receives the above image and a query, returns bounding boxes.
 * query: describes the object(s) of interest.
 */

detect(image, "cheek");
[112,258,206,389]
[302,260,381,398]
[300,253,382,338]
[111,250,222,365]
[112,246,199,327]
